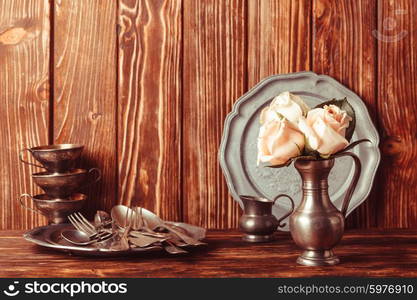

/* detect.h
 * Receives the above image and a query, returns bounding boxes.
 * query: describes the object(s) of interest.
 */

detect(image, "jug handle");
[273,194,295,228]
[333,151,361,217]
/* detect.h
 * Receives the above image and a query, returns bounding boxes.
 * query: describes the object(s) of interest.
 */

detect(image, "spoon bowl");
[110,205,162,229]
[110,205,137,228]
[61,230,93,246]
[61,229,114,246]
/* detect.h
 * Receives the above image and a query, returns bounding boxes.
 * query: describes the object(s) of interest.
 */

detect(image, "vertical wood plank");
[118,0,182,221]
[377,0,417,228]
[53,0,117,216]
[0,0,50,229]
[313,0,378,228]
[248,0,311,86]
[245,0,311,229]
[183,0,246,228]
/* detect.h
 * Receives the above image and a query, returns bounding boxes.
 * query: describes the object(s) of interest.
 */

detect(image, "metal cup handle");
[19,148,44,169]
[273,194,295,228]
[19,194,42,215]
[80,168,102,189]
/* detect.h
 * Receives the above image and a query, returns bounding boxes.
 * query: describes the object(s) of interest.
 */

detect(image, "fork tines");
[68,212,96,236]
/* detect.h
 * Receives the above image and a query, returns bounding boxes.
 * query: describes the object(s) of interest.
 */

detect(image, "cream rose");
[298,105,352,156]
[257,117,305,165]
[260,91,310,125]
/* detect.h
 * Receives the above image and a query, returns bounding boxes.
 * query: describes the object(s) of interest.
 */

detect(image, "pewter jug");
[289,152,361,266]
[239,194,294,242]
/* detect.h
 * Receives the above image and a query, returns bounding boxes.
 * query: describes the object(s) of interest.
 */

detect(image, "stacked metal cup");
[19,144,101,224]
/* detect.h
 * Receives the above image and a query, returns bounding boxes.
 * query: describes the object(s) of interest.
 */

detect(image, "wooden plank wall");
[118,0,182,221]
[0,0,50,229]
[377,0,417,228]
[182,0,246,228]
[53,0,118,218]
[1,0,416,230]
[313,0,378,228]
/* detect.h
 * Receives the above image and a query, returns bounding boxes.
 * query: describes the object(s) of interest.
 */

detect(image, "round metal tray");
[24,222,206,256]
[219,71,380,231]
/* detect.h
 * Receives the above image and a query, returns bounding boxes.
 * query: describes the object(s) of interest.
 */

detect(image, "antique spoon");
[61,230,113,246]
[111,205,136,229]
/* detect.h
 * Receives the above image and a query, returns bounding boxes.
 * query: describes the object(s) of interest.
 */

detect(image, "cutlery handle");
[19,194,41,215]
[19,149,44,169]
[161,223,204,246]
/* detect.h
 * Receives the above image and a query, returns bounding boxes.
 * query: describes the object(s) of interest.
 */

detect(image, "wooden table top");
[0,229,416,277]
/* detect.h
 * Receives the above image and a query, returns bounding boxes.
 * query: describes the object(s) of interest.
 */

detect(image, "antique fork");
[68,212,113,242]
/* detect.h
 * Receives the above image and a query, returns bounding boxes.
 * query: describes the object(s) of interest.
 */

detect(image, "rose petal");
[298,117,320,151]
[312,117,349,155]
[270,92,308,124]
[257,119,305,165]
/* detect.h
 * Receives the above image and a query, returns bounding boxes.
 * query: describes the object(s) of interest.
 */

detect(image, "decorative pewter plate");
[219,71,380,231]
[24,222,206,256]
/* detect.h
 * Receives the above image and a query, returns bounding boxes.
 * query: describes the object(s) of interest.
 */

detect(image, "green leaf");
[314,97,356,142]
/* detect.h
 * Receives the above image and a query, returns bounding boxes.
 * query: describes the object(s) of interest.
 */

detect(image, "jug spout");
[240,195,274,216]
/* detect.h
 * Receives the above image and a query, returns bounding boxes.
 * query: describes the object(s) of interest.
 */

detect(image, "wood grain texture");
[0,0,416,230]
[247,0,311,87]
[312,0,378,228]
[118,0,182,221]
[53,0,117,217]
[182,0,246,228]
[377,0,417,228]
[0,0,50,229]
[2,229,417,277]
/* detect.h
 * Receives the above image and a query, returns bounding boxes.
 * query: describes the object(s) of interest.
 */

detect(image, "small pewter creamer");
[290,152,361,266]
[239,194,294,242]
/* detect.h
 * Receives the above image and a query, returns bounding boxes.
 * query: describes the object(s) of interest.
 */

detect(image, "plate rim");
[23,222,205,256]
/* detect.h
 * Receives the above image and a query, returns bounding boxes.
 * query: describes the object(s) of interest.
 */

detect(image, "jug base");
[242,234,274,243]
[296,250,339,266]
